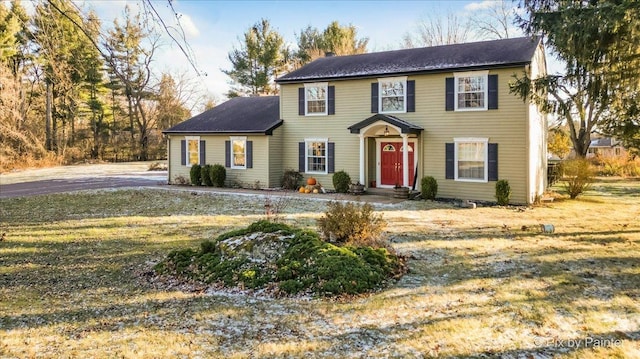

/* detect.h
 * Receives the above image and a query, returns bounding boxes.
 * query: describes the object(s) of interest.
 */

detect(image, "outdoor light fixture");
[384,125,389,136]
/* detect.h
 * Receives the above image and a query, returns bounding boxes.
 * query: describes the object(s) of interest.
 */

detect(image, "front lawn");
[0,180,638,358]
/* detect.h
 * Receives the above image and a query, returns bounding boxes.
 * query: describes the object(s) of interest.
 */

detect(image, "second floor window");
[305,83,327,115]
[455,71,488,110]
[379,77,406,113]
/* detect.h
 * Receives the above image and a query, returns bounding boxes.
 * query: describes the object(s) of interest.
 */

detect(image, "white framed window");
[185,136,200,167]
[305,138,328,174]
[379,76,407,113]
[230,136,246,169]
[455,71,488,111]
[305,82,328,115]
[454,138,488,182]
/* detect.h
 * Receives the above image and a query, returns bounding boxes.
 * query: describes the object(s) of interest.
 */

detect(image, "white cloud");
[177,13,199,37]
[464,0,499,11]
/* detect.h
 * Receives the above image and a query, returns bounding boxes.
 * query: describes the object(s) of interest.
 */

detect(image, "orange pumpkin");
[307,177,317,185]
[299,186,306,193]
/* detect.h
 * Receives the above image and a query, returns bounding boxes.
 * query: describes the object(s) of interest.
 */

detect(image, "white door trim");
[375,137,418,188]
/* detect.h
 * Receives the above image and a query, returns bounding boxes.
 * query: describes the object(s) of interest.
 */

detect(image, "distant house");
[164,36,548,204]
[587,137,626,158]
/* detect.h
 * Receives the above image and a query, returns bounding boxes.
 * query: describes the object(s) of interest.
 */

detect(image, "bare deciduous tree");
[469,0,518,40]
[402,11,472,48]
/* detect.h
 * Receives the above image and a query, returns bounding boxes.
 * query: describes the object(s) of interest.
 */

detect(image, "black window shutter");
[328,86,335,115]
[224,140,231,168]
[298,142,305,172]
[371,83,378,113]
[445,77,455,111]
[488,143,498,181]
[246,141,253,168]
[488,75,498,110]
[180,140,186,166]
[298,87,305,115]
[445,143,454,179]
[407,80,415,112]
[328,142,335,173]
[199,140,206,166]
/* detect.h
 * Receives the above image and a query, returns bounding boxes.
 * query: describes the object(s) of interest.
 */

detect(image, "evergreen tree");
[223,19,289,96]
[512,0,640,156]
[295,21,368,66]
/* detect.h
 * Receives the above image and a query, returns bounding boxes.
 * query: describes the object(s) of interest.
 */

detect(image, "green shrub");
[276,231,403,295]
[210,164,226,187]
[155,221,406,297]
[420,176,438,200]
[316,201,386,247]
[495,179,511,205]
[281,169,303,190]
[201,164,214,186]
[189,164,202,186]
[332,170,351,193]
[559,158,595,199]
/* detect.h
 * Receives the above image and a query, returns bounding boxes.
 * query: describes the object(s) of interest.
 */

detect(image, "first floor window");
[455,71,488,110]
[305,82,327,115]
[306,139,327,173]
[186,136,200,166]
[231,137,246,169]
[455,139,487,181]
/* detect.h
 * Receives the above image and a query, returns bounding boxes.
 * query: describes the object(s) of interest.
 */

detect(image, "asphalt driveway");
[0,162,167,199]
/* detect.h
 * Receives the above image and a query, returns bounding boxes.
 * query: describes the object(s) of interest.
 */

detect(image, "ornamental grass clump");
[560,158,595,199]
[316,201,387,248]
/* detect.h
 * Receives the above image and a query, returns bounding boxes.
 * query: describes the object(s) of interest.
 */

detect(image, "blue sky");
[76,0,528,105]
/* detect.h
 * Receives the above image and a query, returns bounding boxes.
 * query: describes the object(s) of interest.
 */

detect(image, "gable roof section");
[277,37,540,83]
[163,96,282,135]
[349,114,423,135]
[590,137,619,148]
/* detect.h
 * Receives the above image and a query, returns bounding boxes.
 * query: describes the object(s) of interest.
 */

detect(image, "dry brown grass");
[0,178,638,358]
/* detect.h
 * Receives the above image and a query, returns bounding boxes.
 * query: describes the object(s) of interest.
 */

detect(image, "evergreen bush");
[189,164,202,186]
[495,179,511,205]
[332,170,351,193]
[201,164,214,186]
[210,164,226,187]
[421,176,438,200]
[281,169,303,190]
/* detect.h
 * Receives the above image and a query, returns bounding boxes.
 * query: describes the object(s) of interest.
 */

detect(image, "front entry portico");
[348,114,423,189]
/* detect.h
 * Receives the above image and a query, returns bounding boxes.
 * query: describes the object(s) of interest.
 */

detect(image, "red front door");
[380,142,415,186]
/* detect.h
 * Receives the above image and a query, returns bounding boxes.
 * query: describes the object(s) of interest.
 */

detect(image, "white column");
[359,134,366,186]
[402,134,409,187]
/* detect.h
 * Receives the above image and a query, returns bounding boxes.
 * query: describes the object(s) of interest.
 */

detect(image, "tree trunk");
[127,90,135,160]
[45,82,52,151]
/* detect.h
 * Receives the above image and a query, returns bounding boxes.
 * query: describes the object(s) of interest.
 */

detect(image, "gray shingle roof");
[348,114,423,135]
[277,37,540,83]
[163,96,282,134]
[590,137,618,147]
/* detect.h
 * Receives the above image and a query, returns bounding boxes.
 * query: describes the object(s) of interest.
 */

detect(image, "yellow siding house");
[165,37,547,204]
